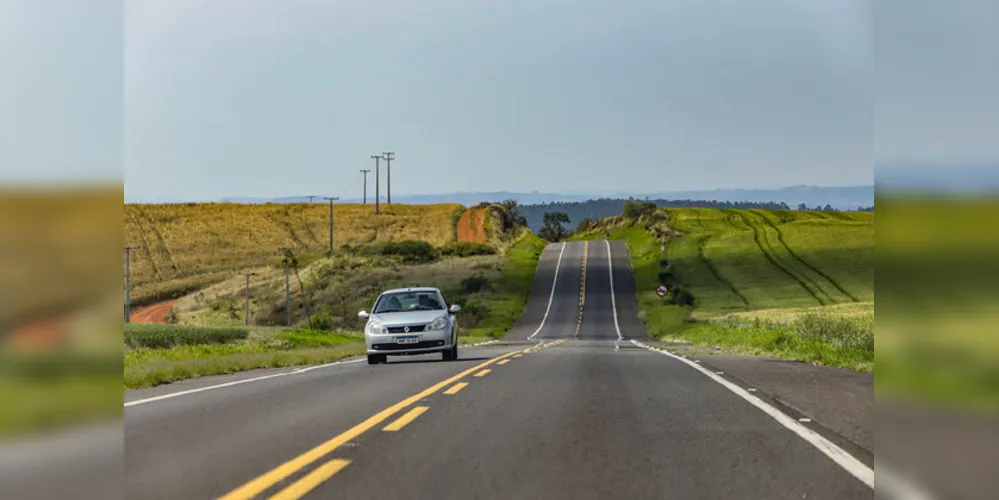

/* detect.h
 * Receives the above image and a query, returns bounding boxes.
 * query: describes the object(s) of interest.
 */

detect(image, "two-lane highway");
[125,241,874,499]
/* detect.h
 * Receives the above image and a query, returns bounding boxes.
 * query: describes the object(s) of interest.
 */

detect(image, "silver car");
[358,287,461,364]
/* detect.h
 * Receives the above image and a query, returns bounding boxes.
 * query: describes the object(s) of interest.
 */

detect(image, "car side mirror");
[358,310,370,319]
[449,305,461,313]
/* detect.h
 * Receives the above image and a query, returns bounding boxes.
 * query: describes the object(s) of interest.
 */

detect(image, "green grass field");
[572,208,875,371]
[124,325,366,388]
[667,209,873,317]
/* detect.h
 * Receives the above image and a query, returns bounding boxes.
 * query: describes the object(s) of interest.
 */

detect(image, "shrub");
[452,297,489,329]
[667,285,695,307]
[308,310,339,331]
[793,314,874,354]
[460,274,492,294]
[372,240,438,262]
[124,324,249,349]
[623,200,658,219]
[440,241,498,257]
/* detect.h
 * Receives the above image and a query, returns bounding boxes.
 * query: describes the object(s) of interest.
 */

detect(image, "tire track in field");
[691,216,749,309]
[134,206,179,275]
[741,210,838,305]
[727,210,827,306]
[125,207,162,279]
[264,210,308,249]
[751,210,860,303]
[696,234,750,309]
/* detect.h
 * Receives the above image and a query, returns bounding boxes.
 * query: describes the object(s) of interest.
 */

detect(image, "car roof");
[380,287,441,295]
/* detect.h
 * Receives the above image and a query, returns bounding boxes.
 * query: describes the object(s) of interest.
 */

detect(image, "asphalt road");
[123,240,875,500]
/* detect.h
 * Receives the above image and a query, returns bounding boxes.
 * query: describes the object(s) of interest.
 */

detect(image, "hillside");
[518,198,833,232]
[572,207,874,370]
[666,208,873,317]
[124,203,463,305]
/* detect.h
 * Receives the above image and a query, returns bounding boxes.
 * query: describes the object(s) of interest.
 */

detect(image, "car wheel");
[368,354,385,365]
[451,344,459,360]
[442,347,455,362]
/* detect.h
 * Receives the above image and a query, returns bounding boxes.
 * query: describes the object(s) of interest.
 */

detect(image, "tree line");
[518,198,794,231]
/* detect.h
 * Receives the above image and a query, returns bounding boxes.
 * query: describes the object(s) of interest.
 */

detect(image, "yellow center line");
[219,349,520,500]
[513,354,522,358]
[443,382,468,395]
[474,369,492,377]
[269,459,351,500]
[382,406,429,432]
[497,359,511,365]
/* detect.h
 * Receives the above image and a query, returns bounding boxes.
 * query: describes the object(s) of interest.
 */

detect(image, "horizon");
[124,182,877,205]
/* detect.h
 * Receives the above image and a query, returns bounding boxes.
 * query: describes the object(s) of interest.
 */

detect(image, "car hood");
[370,310,447,326]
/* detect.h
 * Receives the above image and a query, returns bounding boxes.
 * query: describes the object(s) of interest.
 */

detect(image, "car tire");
[442,346,456,362]
[368,354,385,365]
[451,344,459,360]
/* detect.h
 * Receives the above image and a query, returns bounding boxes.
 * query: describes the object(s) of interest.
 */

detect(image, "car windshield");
[373,291,444,313]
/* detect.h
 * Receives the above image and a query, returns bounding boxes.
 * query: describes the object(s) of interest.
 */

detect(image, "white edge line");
[460,340,499,348]
[125,358,365,408]
[629,339,932,499]
[527,242,567,341]
[605,236,929,499]
[605,239,623,341]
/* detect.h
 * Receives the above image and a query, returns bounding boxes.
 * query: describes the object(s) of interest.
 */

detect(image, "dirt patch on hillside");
[131,299,179,324]
[457,209,489,243]
[6,316,69,351]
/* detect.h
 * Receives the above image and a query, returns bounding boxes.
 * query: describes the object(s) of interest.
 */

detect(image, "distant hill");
[219,185,874,211]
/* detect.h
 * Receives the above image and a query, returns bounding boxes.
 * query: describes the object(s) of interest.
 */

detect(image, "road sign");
[656,284,668,297]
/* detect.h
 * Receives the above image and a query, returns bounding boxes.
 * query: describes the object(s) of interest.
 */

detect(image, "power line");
[382,152,395,205]
[369,155,382,214]
[359,169,371,204]
[322,196,339,254]
[243,272,258,325]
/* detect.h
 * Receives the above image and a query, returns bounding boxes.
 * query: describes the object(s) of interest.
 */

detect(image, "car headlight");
[429,316,449,331]
[368,321,387,334]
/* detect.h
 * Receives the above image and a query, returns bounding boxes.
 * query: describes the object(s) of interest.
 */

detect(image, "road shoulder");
[670,348,873,454]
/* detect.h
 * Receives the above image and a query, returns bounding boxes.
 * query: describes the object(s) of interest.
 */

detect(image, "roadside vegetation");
[123,201,546,388]
[571,201,875,372]
[124,325,365,388]
[1,350,120,436]
[876,197,999,411]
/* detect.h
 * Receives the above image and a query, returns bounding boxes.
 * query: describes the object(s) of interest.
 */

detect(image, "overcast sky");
[2,1,995,201]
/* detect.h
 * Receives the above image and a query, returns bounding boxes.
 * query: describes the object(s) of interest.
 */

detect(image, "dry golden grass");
[124,203,463,305]
[2,187,121,333]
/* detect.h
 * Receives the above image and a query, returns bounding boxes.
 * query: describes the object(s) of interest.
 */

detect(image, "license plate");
[395,336,420,345]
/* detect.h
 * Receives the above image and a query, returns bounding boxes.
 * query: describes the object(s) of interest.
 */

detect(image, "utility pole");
[360,169,371,204]
[280,248,292,326]
[382,152,395,205]
[243,272,258,325]
[307,195,316,204]
[124,245,140,323]
[370,155,382,214]
[323,196,339,254]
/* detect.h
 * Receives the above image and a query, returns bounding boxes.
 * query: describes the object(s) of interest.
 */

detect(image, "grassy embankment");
[123,203,546,388]
[124,203,463,306]
[573,208,874,371]
[876,198,999,411]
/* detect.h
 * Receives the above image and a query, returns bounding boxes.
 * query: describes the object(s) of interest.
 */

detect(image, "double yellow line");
[221,341,563,499]
[575,241,589,338]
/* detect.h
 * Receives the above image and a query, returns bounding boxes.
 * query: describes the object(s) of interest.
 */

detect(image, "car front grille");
[372,340,446,351]
[387,325,427,334]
